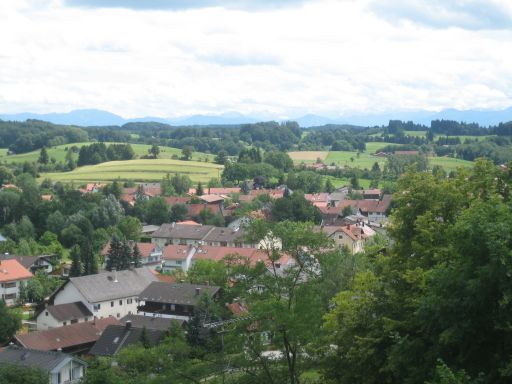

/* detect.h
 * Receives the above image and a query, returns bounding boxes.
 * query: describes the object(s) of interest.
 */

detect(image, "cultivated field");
[40,159,223,183]
[0,142,211,164]
[288,151,328,163]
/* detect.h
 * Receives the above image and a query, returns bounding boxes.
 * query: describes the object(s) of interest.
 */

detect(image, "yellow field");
[288,151,329,163]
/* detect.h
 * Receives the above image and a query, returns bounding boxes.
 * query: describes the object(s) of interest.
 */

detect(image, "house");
[138,282,221,321]
[304,193,329,207]
[102,242,162,268]
[202,226,253,248]
[51,267,158,320]
[0,345,87,384]
[89,321,165,356]
[36,302,93,330]
[394,150,420,156]
[151,223,215,248]
[320,223,376,254]
[188,187,241,195]
[78,183,105,194]
[0,259,33,306]
[141,225,160,236]
[2,254,55,274]
[15,317,119,354]
[356,194,392,223]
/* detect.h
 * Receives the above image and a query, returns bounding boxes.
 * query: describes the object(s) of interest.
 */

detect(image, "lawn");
[428,156,473,172]
[40,159,223,184]
[0,142,211,164]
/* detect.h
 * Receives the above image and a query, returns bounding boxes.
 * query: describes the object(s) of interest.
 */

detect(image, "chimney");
[125,320,132,330]
[113,268,118,283]
[195,287,201,296]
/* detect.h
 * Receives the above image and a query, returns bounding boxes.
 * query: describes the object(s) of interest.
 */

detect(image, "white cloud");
[0,0,511,118]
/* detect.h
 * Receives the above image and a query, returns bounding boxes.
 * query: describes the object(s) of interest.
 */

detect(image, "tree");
[149,144,160,158]
[214,149,228,165]
[106,235,122,272]
[0,363,48,384]
[325,178,334,193]
[196,181,204,196]
[69,245,82,277]
[271,193,322,224]
[0,300,20,344]
[169,203,188,223]
[146,197,169,225]
[132,243,142,268]
[187,259,227,287]
[181,145,194,160]
[81,240,98,275]
[38,147,49,164]
[139,326,151,349]
[118,216,142,241]
[264,151,294,172]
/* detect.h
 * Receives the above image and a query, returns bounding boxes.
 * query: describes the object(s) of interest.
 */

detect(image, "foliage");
[0,301,20,344]
[0,363,48,384]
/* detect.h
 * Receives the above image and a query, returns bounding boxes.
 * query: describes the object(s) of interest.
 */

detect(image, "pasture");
[40,159,223,184]
[0,142,211,164]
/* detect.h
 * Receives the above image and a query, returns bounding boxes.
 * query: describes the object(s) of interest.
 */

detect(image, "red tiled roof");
[165,196,191,205]
[102,242,159,258]
[187,204,221,217]
[150,269,177,283]
[162,244,192,261]
[0,259,33,283]
[15,317,119,351]
[304,193,329,202]
[189,187,241,195]
[178,220,201,226]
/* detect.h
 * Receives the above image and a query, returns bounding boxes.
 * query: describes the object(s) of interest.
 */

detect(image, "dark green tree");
[0,300,20,344]
[69,244,82,277]
[38,147,49,164]
[132,242,142,268]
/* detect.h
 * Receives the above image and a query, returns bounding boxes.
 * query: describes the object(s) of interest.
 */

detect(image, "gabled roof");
[15,317,119,351]
[90,324,164,356]
[139,282,220,305]
[45,302,93,322]
[68,267,158,303]
[165,196,191,205]
[0,345,85,372]
[0,259,33,282]
[202,227,247,244]
[151,223,215,240]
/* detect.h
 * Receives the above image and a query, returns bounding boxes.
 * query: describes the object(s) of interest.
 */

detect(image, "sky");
[1,0,512,119]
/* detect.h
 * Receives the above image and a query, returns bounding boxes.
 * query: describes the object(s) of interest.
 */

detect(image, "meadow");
[40,159,223,184]
[0,142,211,164]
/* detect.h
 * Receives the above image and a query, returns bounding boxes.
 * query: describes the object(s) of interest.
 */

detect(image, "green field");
[403,131,494,141]
[40,159,223,183]
[428,156,473,171]
[0,142,211,164]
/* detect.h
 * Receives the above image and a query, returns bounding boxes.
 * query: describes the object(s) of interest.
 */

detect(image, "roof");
[199,194,225,203]
[193,246,259,263]
[164,196,191,205]
[356,195,392,214]
[203,227,247,244]
[45,302,93,322]
[69,267,158,303]
[90,324,164,356]
[178,220,201,226]
[394,150,420,155]
[226,302,249,316]
[0,259,33,283]
[162,244,192,261]
[0,345,84,372]
[141,225,160,233]
[139,282,220,305]
[15,317,119,351]
[5,255,38,270]
[102,242,161,258]
[189,187,241,195]
[304,193,329,202]
[120,314,184,331]
[339,223,376,242]
[151,223,214,240]
[187,203,222,217]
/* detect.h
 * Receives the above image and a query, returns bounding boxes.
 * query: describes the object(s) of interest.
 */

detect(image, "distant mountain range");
[1,107,512,128]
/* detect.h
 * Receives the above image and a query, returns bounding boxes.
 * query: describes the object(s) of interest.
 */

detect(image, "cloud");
[64,0,306,11]
[370,0,512,30]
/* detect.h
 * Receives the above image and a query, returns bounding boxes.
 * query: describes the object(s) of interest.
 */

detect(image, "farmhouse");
[51,267,158,320]
[36,301,93,330]
[138,282,221,321]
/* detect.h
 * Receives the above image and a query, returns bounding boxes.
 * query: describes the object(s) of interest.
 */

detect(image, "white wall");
[0,279,27,306]
[50,359,85,384]
[92,296,139,320]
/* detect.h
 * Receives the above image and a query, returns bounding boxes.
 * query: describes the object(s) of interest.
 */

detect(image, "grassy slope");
[0,142,211,164]
[41,159,223,183]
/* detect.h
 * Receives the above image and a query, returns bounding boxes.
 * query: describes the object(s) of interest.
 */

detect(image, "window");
[45,311,48,317]
[57,372,61,384]
[170,304,175,311]
[93,304,101,312]
[1,282,16,288]
[127,298,133,304]
[111,301,114,307]
[119,300,122,306]
[117,313,120,318]
[70,319,78,324]
[2,293,16,300]
[176,260,182,265]
[63,321,67,326]
[84,317,88,322]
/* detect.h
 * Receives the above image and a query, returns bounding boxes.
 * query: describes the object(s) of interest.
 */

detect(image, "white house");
[52,267,158,320]
[0,345,87,384]
[0,259,33,306]
[36,302,93,330]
